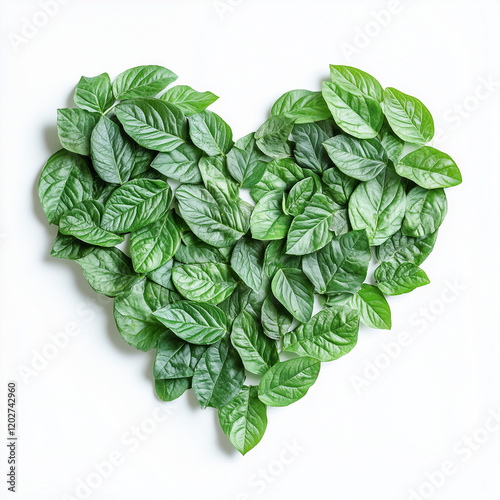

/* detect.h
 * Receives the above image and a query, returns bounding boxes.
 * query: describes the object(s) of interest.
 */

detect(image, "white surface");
[1,1,499,499]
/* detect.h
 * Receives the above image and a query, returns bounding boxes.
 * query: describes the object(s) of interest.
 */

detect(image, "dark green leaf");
[231,238,265,292]
[375,230,438,266]
[50,232,92,260]
[155,378,191,402]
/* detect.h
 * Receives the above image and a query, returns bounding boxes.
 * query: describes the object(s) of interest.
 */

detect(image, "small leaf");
[160,85,218,115]
[350,284,391,330]
[112,65,177,99]
[74,73,115,114]
[271,90,331,123]
[374,261,430,296]
[150,143,202,184]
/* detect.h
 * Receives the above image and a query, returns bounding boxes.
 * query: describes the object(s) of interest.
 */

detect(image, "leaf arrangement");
[38,65,462,455]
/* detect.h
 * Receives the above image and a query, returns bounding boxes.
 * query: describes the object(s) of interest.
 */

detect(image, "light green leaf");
[375,261,430,295]
[188,110,233,156]
[263,240,302,279]
[350,284,391,330]
[231,238,265,292]
[403,186,447,237]
[160,84,218,115]
[322,166,359,206]
[255,115,295,158]
[154,332,195,379]
[376,230,438,266]
[261,295,293,340]
[57,108,100,155]
[150,143,202,183]
[271,90,331,123]
[285,177,317,216]
[250,190,292,241]
[74,73,115,114]
[155,378,191,402]
[112,65,177,99]
[329,65,384,101]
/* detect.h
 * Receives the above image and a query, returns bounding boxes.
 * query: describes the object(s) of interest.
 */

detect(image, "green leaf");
[154,301,228,344]
[143,279,180,309]
[192,337,245,408]
[176,184,250,247]
[175,233,228,265]
[263,240,302,279]
[261,295,293,339]
[255,115,295,158]
[230,238,265,292]
[78,247,141,297]
[291,121,335,174]
[395,146,462,189]
[188,110,233,156]
[348,169,406,245]
[74,73,115,114]
[101,179,172,233]
[146,260,175,291]
[172,263,237,305]
[250,190,292,241]
[231,311,279,375]
[219,280,269,326]
[50,232,92,260]
[113,280,166,351]
[90,116,135,184]
[350,284,391,330]
[375,230,438,266]
[160,85,218,115]
[38,149,94,224]
[129,144,157,179]
[198,156,239,200]
[302,230,370,294]
[150,143,202,183]
[57,108,100,155]
[382,87,434,144]
[322,167,359,206]
[403,186,447,238]
[323,134,388,181]
[155,378,191,402]
[258,357,320,407]
[374,261,430,296]
[154,332,194,379]
[112,65,177,99]
[286,193,341,255]
[115,98,187,152]
[329,65,383,101]
[271,90,331,123]
[130,211,181,273]
[271,268,314,323]
[283,307,359,362]
[322,80,383,139]
[285,177,317,216]
[379,121,404,163]
[227,133,270,188]
[218,386,267,455]
[59,200,123,247]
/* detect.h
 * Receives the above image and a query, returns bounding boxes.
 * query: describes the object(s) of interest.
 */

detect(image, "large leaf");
[322,81,383,139]
[271,90,331,124]
[283,307,359,361]
[175,184,250,247]
[101,179,172,233]
[271,268,314,323]
[150,143,202,183]
[115,98,187,152]
[172,263,237,305]
[231,311,279,375]
[374,261,430,296]
[77,247,141,297]
[382,87,434,144]
[74,73,115,114]
[154,301,228,344]
[403,186,448,237]
[112,65,177,99]
[286,193,341,255]
[57,108,100,155]
[113,280,166,351]
[59,200,123,247]
[350,284,391,330]
[230,238,265,292]
[376,229,438,266]
[329,65,383,101]
[302,230,370,294]
[255,115,294,158]
[129,211,181,273]
[160,85,218,115]
[227,133,270,188]
[153,333,195,379]
[90,116,135,184]
[38,150,94,224]
[258,357,320,407]
[348,169,406,245]
[250,190,292,241]
[188,111,233,156]
[218,386,267,455]
[323,134,387,181]
[192,337,245,409]
[395,146,462,189]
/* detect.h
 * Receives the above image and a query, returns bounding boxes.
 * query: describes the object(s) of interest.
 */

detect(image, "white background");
[1,1,499,499]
